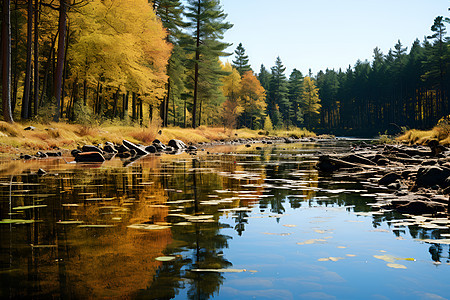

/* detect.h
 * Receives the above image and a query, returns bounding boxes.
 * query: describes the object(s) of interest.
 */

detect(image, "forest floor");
[0,121,316,157]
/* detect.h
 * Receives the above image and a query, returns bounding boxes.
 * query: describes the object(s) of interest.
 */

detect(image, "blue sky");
[220,0,449,76]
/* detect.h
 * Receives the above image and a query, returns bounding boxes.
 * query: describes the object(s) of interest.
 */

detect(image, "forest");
[0,0,449,136]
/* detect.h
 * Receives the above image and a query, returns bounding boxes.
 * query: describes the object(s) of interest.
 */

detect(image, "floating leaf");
[297,239,327,245]
[127,224,171,230]
[346,254,356,257]
[386,263,407,269]
[57,221,83,225]
[78,224,115,228]
[0,219,35,224]
[318,257,345,262]
[191,268,246,273]
[155,256,176,262]
[13,205,47,210]
[263,232,291,236]
[374,254,396,263]
[337,246,347,249]
[283,224,297,228]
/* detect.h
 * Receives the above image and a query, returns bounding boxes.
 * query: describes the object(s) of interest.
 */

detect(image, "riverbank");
[0,121,316,157]
[316,141,450,217]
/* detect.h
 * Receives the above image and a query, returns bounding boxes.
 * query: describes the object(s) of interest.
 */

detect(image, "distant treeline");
[0,0,448,136]
[316,15,450,136]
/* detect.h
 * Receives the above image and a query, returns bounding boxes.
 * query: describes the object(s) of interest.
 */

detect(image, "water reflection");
[1,141,450,299]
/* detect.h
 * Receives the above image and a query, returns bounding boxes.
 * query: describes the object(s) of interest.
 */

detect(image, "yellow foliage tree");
[240,70,267,129]
[221,63,243,128]
[69,0,171,113]
[302,76,321,129]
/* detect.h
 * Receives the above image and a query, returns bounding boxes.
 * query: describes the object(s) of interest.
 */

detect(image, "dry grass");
[397,125,450,145]
[0,122,316,155]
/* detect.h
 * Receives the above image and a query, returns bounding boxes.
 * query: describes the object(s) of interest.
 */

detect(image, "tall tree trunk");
[53,0,67,122]
[10,0,17,114]
[33,0,39,116]
[122,91,128,119]
[139,100,143,126]
[60,25,69,118]
[172,90,176,126]
[21,0,33,120]
[112,88,119,118]
[192,0,200,128]
[40,31,57,106]
[2,0,14,123]
[132,92,136,121]
[83,78,87,106]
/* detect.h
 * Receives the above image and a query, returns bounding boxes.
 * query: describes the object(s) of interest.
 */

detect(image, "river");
[0,139,449,299]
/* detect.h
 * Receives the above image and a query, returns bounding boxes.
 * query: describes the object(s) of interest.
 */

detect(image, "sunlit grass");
[0,122,316,155]
[397,126,450,145]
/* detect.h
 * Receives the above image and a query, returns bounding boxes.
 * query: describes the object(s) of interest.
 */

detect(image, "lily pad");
[155,256,176,262]
[386,263,407,269]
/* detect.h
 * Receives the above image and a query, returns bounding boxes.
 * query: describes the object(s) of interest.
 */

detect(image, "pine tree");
[258,64,271,91]
[302,76,321,129]
[185,0,232,128]
[268,57,289,128]
[232,42,252,75]
[153,0,185,127]
[288,69,304,127]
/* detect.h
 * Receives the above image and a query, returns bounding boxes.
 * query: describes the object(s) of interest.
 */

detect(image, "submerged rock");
[75,152,105,163]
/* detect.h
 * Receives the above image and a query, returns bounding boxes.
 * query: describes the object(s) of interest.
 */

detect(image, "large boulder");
[415,166,450,188]
[75,152,105,163]
[82,145,103,154]
[152,139,167,152]
[379,172,401,186]
[168,139,187,150]
[122,140,148,156]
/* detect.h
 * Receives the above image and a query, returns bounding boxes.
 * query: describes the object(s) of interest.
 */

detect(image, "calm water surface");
[1,140,449,299]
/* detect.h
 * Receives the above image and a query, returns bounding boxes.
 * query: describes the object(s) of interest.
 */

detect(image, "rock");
[316,155,365,172]
[376,158,389,166]
[123,140,148,156]
[75,152,105,163]
[36,151,48,158]
[187,145,197,151]
[396,200,446,215]
[117,152,131,159]
[46,152,61,157]
[71,149,82,157]
[82,145,103,154]
[103,144,117,153]
[116,144,130,153]
[245,144,251,148]
[164,146,175,152]
[341,154,376,166]
[256,147,262,150]
[24,126,36,131]
[379,172,402,186]
[145,145,157,153]
[129,149,137,157]
[415,166,450,188]
[168,139,187,150]
[37,168,46,176]
[421,159,438,166]
[152,140,166,152]
[387,182,401,190]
